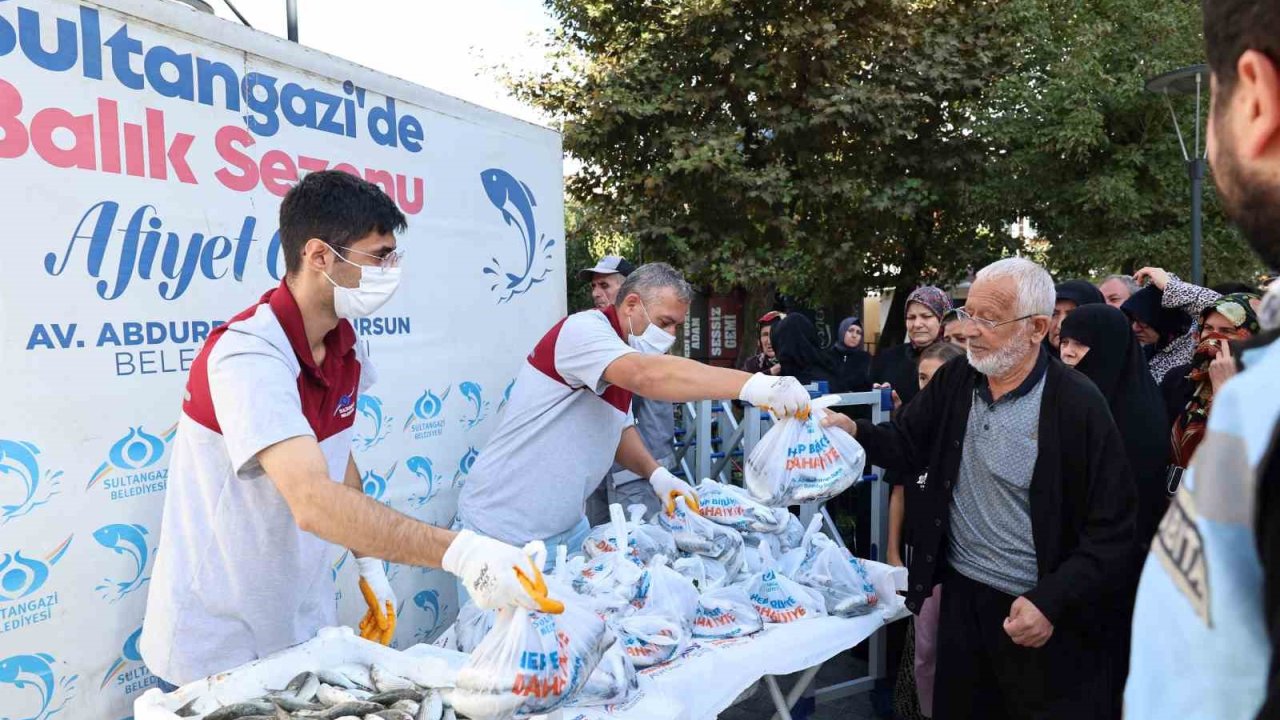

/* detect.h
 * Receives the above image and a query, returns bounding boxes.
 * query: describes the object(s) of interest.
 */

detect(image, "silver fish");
[368,688,425,705]
[441,709,456,720]
[317,683,359,707]
[366,710,413,720]
[266,693,324,712]
[285,671,314,694]
[205,701,277,720]
[389,699,419,714]
[316,701,387,720]
[174,697,201,717]
[371,665,415,693]
[318,669,371,692]
[416,691,443,720]
[294,672,322,703]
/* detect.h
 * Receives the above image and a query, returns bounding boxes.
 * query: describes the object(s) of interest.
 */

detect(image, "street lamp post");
[1146,64,1210,286]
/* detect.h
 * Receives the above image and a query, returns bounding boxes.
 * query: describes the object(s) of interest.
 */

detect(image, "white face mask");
[322,243,402,319]
[628,301,676,355]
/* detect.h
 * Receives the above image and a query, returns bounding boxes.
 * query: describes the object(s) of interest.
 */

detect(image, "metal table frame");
[672,389,895,718]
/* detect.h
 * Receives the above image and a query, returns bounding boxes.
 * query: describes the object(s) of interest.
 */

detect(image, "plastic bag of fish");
[628,555,700,626]
[581,504,677,564]
[450,594,612,720]
[744,544,827,625]
[695,478,790,533]
[745,395,867,506]
[780,517,879,618]
[693,586,765,640]
[612,614,688,667]
[657,495,745,574]
[175,665,452,720]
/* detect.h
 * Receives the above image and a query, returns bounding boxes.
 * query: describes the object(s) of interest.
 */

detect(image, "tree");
[564,195,636,312]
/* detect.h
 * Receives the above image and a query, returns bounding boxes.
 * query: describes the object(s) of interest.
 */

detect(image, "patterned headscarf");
[905,286,953,323]
[1171,293,1261,466]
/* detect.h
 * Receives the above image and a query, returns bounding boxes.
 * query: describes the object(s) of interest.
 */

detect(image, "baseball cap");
[577,255,636,281]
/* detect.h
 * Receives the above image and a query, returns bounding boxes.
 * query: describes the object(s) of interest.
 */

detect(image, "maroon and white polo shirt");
[459,306,637,546]
[141,280,373,684]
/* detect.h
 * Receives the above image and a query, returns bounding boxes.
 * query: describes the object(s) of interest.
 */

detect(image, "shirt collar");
[976,345,1048,406]
[268,279,355,385]
[602,304,628,341]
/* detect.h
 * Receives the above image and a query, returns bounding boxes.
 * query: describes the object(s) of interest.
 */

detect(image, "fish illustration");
[412,589,442,642]
[480,169,556,303]
[330,551,350,582]
[0,552,49,602]
[458,382,490,430]
[403,386,451,430]
[99,628,144,690]
[361,463,396,503]
[0,440,61,523]
[0,653,59,720]
[498,379,516,413]
[93,524,150,601]
[108,427,166,471]
[405,456,439,508]
[355,396,391,450]
[452,447,479,489]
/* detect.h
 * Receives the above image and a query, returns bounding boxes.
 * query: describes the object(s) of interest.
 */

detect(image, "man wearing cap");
[578,256,678,521]
[579,255,637,310]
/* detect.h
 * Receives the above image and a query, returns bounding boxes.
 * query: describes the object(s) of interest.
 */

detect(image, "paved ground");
[720,651,880,720]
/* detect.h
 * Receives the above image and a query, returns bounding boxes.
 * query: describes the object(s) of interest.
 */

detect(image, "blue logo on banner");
[452,447,479,489]
[361,464,397,503]
[354,395,392,451]
[457,382,491,430]
[412,589,446,643]
[406,456,441,508]
[402,386,450,440]
[0,651,78,720]
[481,168,555,303]
[0,440,63,524]
[0,537,71,635]
[99,627,156,695]
[92,524,151,602]
[87,426,175,501]
[498,378,516,413]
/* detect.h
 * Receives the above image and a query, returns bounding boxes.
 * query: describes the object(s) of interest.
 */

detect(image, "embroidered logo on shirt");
[334,386,357,419]
[1152,489,1211,627]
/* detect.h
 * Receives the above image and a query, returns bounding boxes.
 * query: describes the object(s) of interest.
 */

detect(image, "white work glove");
[650,466,701,515]
[355,556,397,645]
[739,373,812,418]
[443,531,564,614]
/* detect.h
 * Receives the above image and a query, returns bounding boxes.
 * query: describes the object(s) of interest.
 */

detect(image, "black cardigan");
[854,355,1137,624]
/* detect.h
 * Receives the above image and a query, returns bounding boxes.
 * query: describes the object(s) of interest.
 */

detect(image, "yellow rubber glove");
[355,557,396,645]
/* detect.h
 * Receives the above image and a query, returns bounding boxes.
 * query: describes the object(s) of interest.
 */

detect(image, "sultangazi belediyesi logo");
[334,385,358,420]
[86,425,175,502]
[403,386,450,441]
[0,536,72,635]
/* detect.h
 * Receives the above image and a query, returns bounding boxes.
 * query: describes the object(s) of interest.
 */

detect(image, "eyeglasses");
[325,242,403,270]
[952,307,1038,332]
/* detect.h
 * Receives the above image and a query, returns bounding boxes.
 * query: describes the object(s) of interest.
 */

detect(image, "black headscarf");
[1056,279,1106,308]
[1120,285,1193,349]
[1060,304,1169,547]
[772,313,843,390]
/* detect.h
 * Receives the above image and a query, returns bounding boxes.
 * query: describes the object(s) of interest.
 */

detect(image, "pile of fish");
[173,665,463,720]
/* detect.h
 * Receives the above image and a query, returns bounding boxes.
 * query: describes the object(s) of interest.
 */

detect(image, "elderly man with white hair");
[825,257,1136,719]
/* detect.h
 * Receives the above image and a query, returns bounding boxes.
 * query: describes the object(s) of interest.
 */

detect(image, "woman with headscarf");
[1058,303,1172,717]
[1166,293,1261,469]
[1120,284,1195,383]
[770,313,846,391]
[829,316,872,393]
[870,286,952,406]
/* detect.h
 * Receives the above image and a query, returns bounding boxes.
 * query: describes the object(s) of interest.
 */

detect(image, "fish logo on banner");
[331,551,350,603]
[403,386,450,441]
[480,168,555,303]
[354,396,393,451]
[405,456,440,508]
[92,524,151,602]
[411,589,447,643]
[362,464,397,503]
[0,537,72,635]
[86,425,175,502]
[0,439,63,524]
[99,626,158,697]
[0,651,78,720]
[498,379,516,414]
[457,382,490,431]
[452,447,479,489]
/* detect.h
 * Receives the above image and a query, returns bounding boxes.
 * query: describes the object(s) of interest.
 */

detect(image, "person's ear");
[303,238,332,273]
[1030,316,1051,343]
[1234,50,1280,160]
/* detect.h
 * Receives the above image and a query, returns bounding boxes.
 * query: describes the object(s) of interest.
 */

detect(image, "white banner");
[0,1,564,717]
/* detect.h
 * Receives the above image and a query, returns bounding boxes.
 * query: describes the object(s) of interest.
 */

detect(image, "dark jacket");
[853,354,1137,624]
[870,342,925,405]
[1159,362,1194,439]
[828,346,872,393]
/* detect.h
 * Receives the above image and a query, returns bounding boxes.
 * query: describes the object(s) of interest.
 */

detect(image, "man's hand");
[1134,266,1172,290]
[1003,596,1054,648]
[740,374,811,417]
[355,556,396,645]
[443,532,564,614]
[1209,340,1239,393]
[820,412,857,437]
[649,466,700,515]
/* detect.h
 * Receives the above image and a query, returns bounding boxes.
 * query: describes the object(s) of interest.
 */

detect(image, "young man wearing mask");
[1126,3,1280,716]
[458,263,811,556]
[141,172,555,687]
